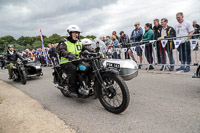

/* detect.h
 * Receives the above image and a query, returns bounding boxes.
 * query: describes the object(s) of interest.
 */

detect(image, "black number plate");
[106,62,120,69]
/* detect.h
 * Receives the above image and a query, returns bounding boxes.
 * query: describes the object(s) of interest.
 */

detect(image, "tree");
[0,35,16,43]
[85,35,96,40]
[0,35,16,53]
[32,40,43,49]
[44,33,61,45]
[16,36,36,46]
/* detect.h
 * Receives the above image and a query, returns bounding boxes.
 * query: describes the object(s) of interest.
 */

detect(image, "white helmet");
[66,25,81,34]
[81,38,93,46]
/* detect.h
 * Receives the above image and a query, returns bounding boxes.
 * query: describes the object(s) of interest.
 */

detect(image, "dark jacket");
[192,24,200,39]
[49,47,56,58]
[5,50,23,63]
[159,26,176,51]
[153,25,162,40]
[119,34,130,46]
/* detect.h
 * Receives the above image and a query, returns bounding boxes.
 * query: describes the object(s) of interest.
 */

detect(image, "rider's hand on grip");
[68,54,77,61]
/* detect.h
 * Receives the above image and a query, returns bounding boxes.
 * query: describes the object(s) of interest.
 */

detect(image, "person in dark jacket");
[140,23,154,70]
[5,45,24,79]
[157,18,176,71]
[119,31,130,59]
[48,44,57,66]
[192,20,200,50]
[58,25,91,97]
[153,19,162,64]
[0,55,5,69]
[112,31,119,40]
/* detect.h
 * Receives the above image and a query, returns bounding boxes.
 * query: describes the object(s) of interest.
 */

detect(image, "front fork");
[92,59,117,97]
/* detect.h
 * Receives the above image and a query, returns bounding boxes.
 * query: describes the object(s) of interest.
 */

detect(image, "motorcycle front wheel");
[20,70,27,85]
[97,73,130,114]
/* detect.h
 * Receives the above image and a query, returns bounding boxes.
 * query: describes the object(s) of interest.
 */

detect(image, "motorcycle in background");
[12,59,27,84]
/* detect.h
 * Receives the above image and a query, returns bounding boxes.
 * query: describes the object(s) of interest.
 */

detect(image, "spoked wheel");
[98,73,130,114]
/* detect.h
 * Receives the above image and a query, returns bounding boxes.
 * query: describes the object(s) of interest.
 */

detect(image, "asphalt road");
[0,67,200,133]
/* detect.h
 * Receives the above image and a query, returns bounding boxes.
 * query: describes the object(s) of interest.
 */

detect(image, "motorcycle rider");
[81,38,93,50]
[58,25,91,97]
[5,45,24,79]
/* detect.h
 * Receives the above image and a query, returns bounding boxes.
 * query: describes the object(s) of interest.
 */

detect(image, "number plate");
[106,62,120,69]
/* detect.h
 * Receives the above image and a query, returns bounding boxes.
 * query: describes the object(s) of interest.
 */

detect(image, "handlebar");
[71,51,101,62]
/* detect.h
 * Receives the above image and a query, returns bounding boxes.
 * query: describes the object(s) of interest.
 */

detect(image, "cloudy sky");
[0,0,200,39]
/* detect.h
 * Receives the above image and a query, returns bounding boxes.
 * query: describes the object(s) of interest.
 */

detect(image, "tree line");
[0,34,96,54]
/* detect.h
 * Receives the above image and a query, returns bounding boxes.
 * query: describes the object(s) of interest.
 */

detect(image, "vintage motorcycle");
[12,59,27,84]
[52,50,130,114]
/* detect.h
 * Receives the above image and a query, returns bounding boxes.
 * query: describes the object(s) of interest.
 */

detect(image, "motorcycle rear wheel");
[97,73,130,114]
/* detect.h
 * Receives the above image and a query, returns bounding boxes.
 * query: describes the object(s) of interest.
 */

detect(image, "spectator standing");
[25,49,33,59]
[111,35,121,59]
[105,36,111,46]
[48,44,57,66]
[153,19,162,64]
[157,18,176,71]
[192,20,200,50]
[112,31,119,40]
[129,21,143,68]
[119,31,130,59]
[174,12,194,72]
[140,23,154,70]
[102,36,106,42]
[32,49,40,61]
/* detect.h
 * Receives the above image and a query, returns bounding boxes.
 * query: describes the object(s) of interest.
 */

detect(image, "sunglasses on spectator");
[134,24,138,26]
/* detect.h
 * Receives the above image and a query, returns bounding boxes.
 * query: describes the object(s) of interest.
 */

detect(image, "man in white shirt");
[174,12,194,72]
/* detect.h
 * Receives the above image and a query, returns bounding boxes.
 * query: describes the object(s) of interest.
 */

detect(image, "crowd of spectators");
[17,43,59,66]
[100,12,200,72]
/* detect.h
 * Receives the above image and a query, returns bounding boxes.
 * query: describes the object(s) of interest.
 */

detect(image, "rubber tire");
[21,70,27,85]
[197,66,200,77]
[97,73,130,114]
[60,89,70,97]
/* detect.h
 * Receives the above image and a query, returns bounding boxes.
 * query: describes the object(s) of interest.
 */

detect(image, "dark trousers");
[145,45,153,64]
[156,42,162,64]
[61,62,77,92]
[113,52,121,59]
[177,42,191,64]
[159,45,167,64]
[124,51,130,59]
[165,43,175,68]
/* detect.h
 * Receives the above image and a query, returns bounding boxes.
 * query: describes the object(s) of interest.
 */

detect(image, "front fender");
[20,66,25,71]
[101,68,119,75]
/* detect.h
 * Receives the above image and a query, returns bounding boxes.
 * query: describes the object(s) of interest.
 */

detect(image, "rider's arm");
[59,41,71,58]
[16,52,24,61]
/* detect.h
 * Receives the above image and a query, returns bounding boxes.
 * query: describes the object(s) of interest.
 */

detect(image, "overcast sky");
[0,0,200,39]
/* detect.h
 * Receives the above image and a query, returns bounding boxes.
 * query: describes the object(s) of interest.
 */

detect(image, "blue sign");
[192,41,196,44]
